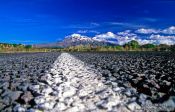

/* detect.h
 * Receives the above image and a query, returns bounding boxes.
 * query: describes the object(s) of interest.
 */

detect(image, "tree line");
[63,40,175,52]
[0,41,175,52]
[0,43,49,52]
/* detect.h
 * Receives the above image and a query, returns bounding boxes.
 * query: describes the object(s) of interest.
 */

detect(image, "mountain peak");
[70,33,82,38]
[65,33,93,42]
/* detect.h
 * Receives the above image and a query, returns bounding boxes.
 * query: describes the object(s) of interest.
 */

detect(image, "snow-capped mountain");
[65,34,93,42]
[56,33,116,47]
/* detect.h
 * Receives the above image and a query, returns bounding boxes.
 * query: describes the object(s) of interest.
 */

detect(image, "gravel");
[0,52,60,112]
[0,52,175,112]
[71,52,175,111]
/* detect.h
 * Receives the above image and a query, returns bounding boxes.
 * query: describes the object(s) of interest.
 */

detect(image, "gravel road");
[0,52,175,112]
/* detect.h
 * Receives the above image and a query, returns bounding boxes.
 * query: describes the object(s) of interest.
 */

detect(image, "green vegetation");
[0,41,175,53]
[63,41,175,52]
[124,40,139,50]
[0,43,53,53]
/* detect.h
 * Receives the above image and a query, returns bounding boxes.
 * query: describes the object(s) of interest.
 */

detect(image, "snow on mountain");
[65,34,94,42]
[57,33,114,47]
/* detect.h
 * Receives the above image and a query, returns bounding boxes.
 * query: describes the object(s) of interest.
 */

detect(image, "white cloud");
[77,30,100,34]
[93,32,175,45]
[162,26,175,34]
[136,28,160,34]
[63,23,100,29]
[93,31,138,45]
[90,22,100,26]
[150,34,175,40]
[93,32,116,40]
[117,30,136,37]
[143,18,157,22]
[136,26,175,34]
[108,22,144,28]
[136,34,175,45]
[149,34,175,45]
[93,32,117,44]
[137,39,154,45]
[77,30,88,33]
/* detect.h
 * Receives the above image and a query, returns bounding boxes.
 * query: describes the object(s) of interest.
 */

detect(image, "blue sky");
[0,0,175,44]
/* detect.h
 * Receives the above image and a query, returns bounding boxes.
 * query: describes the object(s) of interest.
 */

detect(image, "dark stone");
[19,91,34,104]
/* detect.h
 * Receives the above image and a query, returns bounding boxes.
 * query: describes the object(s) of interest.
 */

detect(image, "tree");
[12,44,18,47]
[142,44,156,49]
[128,40,139,49]
[170,45,175,51]
[123,40,139,50]
[25,45,32,49]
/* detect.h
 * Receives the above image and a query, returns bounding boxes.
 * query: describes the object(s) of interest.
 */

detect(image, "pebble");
[20,91,34,104]
[41,87,53,95]
[13,104,26,112]
[29,85,40,92]
[37,102,55,110]
[53,77,62,84]
[2,91,22,103]
[54,102,67,111]
[127,102,141,111]
[162,96,175,111]
[34,96,45,104]
[62,88,77,98]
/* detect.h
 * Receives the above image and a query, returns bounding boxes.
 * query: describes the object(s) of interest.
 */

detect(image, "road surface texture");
[0,52,175,112]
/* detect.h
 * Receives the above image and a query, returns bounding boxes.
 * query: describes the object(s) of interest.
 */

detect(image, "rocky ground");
[0,52,175,112]
[72,52,175,111]
[0,53,60,112]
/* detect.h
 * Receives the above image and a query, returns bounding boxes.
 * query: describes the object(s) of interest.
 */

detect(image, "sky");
[0,0,175,44]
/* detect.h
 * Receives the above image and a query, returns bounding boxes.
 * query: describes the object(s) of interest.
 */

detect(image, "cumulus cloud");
[93,31,175,45]
[93,32,117,44]
[136,26,175,34]
[162,26,175,34]
[137,39,155,45]
[149,34,175,45]
[94,32,116,39]
[93,31,138,45]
